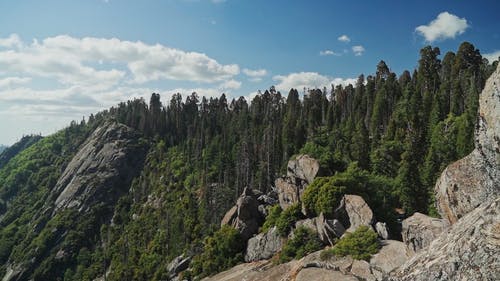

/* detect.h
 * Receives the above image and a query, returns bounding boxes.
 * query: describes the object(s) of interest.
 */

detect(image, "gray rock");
[401,212,444,253]
[435,64,500,225]
[295,213,345,245]
[351,260,376,281]
[53,121,147,214]
[167,255,191,278]
[375,222,389,240]
[245,226,283,262]
[275,176,307,210]
[390,198,500,281]
[296,268,358,281]
[370,240,413,275]
[286,154,320,184]
[334,194,375,232]
[220,187,263,240]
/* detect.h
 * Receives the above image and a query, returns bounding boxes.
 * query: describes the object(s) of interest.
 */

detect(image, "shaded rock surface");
[53,122,147,214]
[295,213,345,245]
[401,212,444,253]
[245,226,283,262]
[220,187,263,240]
[334,194,375,232]
[167,255,191,279]
[370,240,412,274]
[390,198,500,281]
[435,64,500,225]
[286,154,320,184]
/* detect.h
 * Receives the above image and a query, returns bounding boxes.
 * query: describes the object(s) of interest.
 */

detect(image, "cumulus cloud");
[415,12,469,42]
[319,50,341,56]
[483,50,500,64]
[0,34,22,48]
[219,79,241,90]
[273,72,356,92]
[243,68,267,82]
[352,45,365,56]
[337,35,351,43]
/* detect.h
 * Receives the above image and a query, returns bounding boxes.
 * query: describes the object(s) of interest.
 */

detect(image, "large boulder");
[390,198,500,281]
[375,222,389,240]
[245,226,283,262]
[370,240,413,274]
[53,121,147,214]
[220,187,263,241]
[295,213,345,245]
[276,154,320,210]
[401,212,444,253]
[334,194,375,232]
[287,154,320,184]
[166,255,191,279]
[435,64,500,225]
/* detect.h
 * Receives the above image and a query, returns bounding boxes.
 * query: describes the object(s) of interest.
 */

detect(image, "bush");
[321,226,379,261]
[191,225,245,277]
[302,177,346,217]
[261,205,282,233]
[275,203,303,236]
[278,226,322,263]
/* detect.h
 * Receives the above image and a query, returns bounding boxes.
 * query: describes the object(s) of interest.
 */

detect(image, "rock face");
[53,122,147,214]
[166,255,191,279]
[401,212,444,253]
[295,213,345,245]
[370,240,412,274]
[276,154,319,210]
[286,154,320,184]
[245,226,283,262]
[375,222,389,240]
[334,194,375,232]
[220,187,263,240]
[391,198,500,281]
[435,65,500,225]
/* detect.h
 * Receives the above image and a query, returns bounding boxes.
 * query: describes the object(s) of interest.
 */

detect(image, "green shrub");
[261,205,282,233]
[275,203,303,236]
[321,226,379,261]
[278,226,322,263]
[191,225,245,277]
[302,177,346,217]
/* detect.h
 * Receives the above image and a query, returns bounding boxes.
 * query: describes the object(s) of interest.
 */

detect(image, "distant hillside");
[0,145,7,154]
[0,135,43,169]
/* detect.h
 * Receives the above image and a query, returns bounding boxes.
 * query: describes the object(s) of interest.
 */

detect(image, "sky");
[0,0,499,145]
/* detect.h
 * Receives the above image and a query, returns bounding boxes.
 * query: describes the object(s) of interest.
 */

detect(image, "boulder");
[350,260,376,281]
[275,176,307,210]
[245,226,283,262]
[375,222,389,240]
[370,240,412,274]
[296,268,358,281]
[53,122,147,214]
[435,64,500,225]
[334,194,375,232]
[295,213,345,245]
[167,255,191,278]
[220,187,263,240]
[286,154,320,184]
[390,198,500,281]
[401,212,444,253]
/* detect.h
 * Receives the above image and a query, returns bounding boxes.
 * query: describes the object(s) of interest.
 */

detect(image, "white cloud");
[219,79,241,90]
[273,72,356,92]
[415,12,469,42]
[0,34,22,48]
[0,77,31,89]
[243,68,267,77]
[352,45,365,56]
[319,50,341,56]
[483,50,500,64]
[337,35,351,43]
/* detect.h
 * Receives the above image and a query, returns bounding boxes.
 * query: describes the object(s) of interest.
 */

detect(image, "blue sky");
[0,0,499,145]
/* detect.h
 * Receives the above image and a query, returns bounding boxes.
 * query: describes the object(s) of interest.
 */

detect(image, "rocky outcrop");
[276,154,319,210]
[401,212,444,253]
[245,226,283,262]
[334,194,375,232]
[391,198,500,281]
[221,187,263,240]
[295,213,345,245]
[166,255,191,280]
[435,64,500,225]
[53,122,147,214]
[204,240,413,281]
[286,154,320,184]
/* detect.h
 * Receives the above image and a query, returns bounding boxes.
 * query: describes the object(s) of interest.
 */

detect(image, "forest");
[0,41,497,280]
